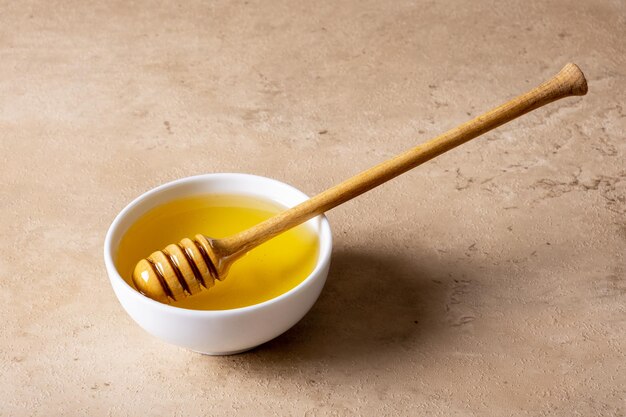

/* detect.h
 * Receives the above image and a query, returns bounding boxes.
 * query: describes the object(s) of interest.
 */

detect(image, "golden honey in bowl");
[115,194,320,310]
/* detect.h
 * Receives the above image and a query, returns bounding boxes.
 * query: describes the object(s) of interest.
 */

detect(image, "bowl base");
[192,347,257,356]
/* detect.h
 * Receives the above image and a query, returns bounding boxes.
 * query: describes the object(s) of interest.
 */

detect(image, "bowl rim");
[103,173,332,317]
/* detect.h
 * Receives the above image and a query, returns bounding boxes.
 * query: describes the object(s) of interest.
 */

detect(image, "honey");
[115,194,319,310]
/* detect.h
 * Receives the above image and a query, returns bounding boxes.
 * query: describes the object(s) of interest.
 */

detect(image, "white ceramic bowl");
[104,173,332,355]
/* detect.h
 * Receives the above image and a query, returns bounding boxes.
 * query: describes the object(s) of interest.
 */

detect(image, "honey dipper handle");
[219,63,587,257]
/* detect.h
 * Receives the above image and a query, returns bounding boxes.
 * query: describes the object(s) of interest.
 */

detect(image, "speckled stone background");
[1,1,625,415]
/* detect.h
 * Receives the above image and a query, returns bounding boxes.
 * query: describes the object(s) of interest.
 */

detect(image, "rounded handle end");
[558,63,588,96]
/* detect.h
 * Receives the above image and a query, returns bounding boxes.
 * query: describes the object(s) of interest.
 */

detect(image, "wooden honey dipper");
[133,63,588,303]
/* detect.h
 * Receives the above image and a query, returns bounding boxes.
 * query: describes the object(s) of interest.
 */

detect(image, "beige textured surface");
[1,1,625,415]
